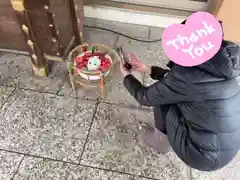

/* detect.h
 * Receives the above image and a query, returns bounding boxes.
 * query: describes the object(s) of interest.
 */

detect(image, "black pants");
[153,105,170,134]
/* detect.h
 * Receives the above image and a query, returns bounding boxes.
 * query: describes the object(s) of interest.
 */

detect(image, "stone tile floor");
[0,18,239,180]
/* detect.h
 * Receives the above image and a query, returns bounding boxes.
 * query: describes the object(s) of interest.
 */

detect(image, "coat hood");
[198,40,240,79]
[167,41,240,79]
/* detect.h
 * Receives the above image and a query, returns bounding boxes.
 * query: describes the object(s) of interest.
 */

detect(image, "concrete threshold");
[83,5,191,28]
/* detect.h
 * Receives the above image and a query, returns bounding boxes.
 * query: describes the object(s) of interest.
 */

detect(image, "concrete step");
[84,5,189,28]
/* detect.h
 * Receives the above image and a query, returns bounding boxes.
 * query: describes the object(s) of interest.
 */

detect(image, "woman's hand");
[120,63,131,77]
[130,54,151,73]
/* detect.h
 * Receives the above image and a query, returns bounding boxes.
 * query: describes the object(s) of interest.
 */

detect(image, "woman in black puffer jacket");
[121,39,240,171]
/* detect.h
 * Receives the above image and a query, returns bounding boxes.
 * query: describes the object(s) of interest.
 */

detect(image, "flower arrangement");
[74,45,112,72]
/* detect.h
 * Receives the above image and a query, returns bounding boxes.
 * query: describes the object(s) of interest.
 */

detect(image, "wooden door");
[1,0,84,77]
[23,0,75,58]
[0,0,83,55]
[0,0,27,51]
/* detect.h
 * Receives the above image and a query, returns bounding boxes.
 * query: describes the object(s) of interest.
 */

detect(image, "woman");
[120,40,240,171]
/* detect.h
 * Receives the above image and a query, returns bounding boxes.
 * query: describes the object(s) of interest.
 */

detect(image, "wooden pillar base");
[32,64,49,77]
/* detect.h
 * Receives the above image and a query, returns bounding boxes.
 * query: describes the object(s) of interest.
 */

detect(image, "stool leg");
[100,75,104,99]
[70,73,76,94]
[67,62,77,97]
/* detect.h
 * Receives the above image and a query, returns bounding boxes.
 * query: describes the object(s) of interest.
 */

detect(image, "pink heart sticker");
[162,11,223,67]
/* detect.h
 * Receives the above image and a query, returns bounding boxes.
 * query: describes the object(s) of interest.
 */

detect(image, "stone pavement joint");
[10,155,24,180]
[0,149,157,180]
[78,101,100,164]
[0,86,17,109]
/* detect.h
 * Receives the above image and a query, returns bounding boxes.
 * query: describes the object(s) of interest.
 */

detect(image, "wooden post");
[9,0,84,77]
[70,0,84,45]
[11,0,48,77]
[206,0,224,16]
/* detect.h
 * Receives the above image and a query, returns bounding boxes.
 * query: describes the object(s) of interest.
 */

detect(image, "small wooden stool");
[67,43,119,99]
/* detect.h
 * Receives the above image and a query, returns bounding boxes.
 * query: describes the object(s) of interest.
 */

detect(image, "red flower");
[74,52,112,72]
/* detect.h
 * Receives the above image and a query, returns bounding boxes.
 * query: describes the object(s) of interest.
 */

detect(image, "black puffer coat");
[123,40,240,171]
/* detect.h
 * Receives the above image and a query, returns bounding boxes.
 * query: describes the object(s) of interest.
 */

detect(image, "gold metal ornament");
[52,38,57,43]
[11,0,25,12]
[80,32,83,37]
[32,54,38,60]
[44,5,49,10]
[27,40,34,50]
[21,24,29,35]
